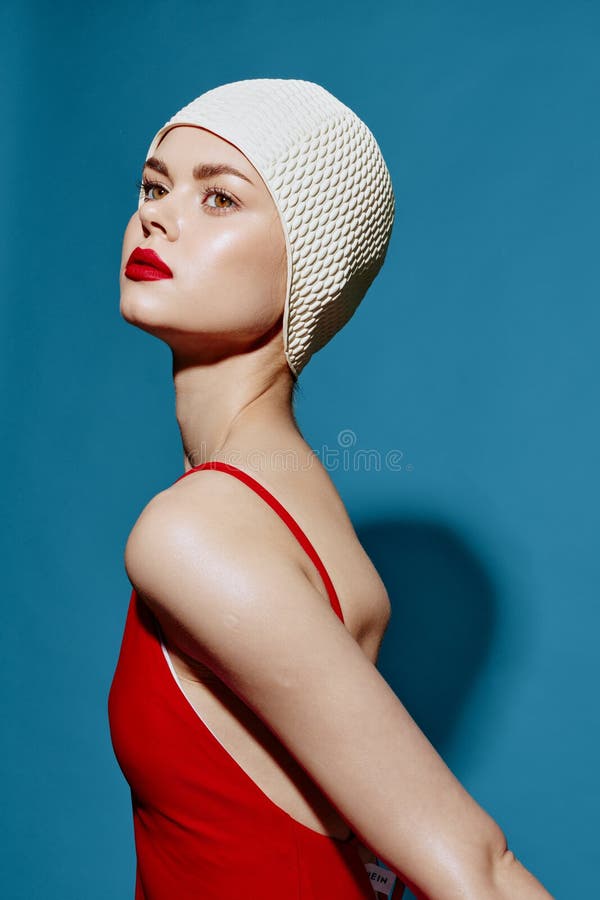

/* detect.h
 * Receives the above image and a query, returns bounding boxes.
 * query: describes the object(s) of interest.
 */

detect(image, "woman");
[108,78,553,899]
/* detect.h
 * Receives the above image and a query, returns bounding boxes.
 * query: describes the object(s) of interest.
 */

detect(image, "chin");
[120,278,175,333]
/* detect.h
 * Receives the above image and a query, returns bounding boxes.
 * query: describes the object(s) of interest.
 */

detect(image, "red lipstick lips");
[125,247,173,281]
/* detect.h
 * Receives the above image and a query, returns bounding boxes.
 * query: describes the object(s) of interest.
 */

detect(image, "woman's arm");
[125,482,554,900]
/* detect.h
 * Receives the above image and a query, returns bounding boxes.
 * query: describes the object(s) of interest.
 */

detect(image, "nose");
[138,194,180,241]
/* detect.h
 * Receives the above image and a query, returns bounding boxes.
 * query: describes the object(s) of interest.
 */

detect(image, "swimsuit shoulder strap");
[174,461,344,624]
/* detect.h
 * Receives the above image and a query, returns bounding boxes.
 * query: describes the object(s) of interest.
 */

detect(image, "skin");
[120,125,554,899]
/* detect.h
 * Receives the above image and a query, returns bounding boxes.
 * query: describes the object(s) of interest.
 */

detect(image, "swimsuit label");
[365,862,397,896]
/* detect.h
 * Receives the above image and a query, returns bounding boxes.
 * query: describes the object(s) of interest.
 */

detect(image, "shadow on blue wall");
[357,520,495,754]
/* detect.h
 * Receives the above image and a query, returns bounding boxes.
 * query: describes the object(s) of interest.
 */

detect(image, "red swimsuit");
[108,461,377,899]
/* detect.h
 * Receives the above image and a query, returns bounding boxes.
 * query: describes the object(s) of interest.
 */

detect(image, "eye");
[135,178,239,213]
[137,178,168,202]
[203,186,238,213]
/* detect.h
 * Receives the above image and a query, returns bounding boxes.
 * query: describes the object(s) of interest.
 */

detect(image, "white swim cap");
[140,78,395,377]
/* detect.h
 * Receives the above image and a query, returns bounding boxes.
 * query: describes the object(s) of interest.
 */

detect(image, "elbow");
[487,834,554,899]
[463,829,515,899]
[487,829,515,885]
[489,829,510,863]
[492,843,517,879]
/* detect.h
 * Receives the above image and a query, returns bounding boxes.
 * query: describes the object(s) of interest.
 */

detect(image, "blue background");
[2,1,598,896]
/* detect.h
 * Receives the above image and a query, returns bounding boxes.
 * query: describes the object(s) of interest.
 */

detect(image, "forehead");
[153,124,259,181]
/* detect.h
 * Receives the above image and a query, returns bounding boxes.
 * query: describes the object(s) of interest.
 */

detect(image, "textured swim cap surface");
[140,78,395,377]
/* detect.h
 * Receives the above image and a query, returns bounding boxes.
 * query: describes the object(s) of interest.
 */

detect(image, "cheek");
[186,222,286,315]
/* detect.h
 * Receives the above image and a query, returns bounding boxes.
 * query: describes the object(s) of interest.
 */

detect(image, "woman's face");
[120,125,288,360]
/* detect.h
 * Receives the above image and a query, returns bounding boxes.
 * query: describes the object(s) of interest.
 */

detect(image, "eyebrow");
[142,156,255,186]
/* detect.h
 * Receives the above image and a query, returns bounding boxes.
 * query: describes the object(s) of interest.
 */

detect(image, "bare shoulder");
[124,465,330,619]
[124,466,299,597]
[124,466,357,685]
[125,463,392,661]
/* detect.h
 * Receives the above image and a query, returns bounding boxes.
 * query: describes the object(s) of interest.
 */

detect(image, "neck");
[172,349,300,473]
